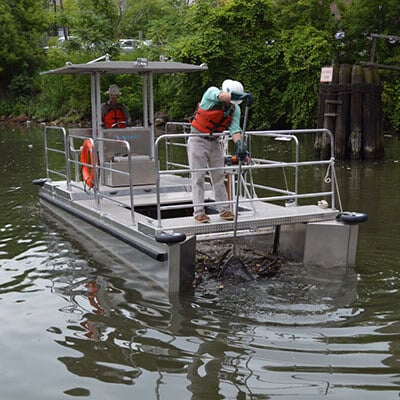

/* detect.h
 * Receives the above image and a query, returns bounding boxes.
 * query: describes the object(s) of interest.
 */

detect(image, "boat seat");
[103,155,157,187]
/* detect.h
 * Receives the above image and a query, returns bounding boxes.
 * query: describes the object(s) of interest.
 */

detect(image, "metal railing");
[44,126,69,182]
[43,125,337,230]
[154,127,336,228]
[163,122,192,171]
[43,126,136,225]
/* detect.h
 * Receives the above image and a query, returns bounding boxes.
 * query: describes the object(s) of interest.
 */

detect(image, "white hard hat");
[222,79,244,104]
[107,84,121,96]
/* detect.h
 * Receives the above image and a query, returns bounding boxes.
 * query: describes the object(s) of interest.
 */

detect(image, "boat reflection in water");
[41,207,360,397]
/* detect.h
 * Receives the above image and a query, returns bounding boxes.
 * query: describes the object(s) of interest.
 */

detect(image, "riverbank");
[0,110,171,128]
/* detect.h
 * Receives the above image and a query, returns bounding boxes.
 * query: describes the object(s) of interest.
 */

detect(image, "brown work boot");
[219,210,234,220]
[194,212,210,223]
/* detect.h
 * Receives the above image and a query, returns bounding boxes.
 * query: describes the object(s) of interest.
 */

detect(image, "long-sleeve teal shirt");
[191,86,242,136]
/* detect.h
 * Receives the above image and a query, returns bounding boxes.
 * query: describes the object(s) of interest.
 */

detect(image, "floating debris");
[194,238,285,287]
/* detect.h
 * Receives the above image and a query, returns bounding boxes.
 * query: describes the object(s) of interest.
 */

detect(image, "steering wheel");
[111,121,126,128]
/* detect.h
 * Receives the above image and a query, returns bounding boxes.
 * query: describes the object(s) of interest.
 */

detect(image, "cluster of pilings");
[314,64,384,160]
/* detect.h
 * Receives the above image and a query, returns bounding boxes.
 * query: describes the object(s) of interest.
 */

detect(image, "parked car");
[58,35,78,44]
[119,39,153,52]
[119,39,136,52]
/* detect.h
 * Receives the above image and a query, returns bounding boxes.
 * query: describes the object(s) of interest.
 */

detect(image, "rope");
[83,180,92,194]
[324,164,343,212]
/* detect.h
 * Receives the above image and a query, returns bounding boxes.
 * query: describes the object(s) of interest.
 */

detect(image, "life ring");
[337,211,368,224]
[80,139,95,188]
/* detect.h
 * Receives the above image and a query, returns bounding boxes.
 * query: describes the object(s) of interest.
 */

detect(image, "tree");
[273,0,336,127]
[118,0,165,40]
[56,0,119,53]
[340,0,400,131]
[167,0,336,128]
[0,0,51,98]
[163,0,279,127]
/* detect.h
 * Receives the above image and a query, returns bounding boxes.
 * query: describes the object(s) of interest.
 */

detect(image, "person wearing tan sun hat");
[101,84,131,128]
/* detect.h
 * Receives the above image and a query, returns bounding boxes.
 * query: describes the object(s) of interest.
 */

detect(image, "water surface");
[1,124,400,399]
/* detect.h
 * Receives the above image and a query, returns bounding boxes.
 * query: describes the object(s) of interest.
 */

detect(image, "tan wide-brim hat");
[107,84,121,95]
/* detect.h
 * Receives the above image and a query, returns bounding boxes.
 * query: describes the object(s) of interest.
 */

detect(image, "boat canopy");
[40,60,208,76]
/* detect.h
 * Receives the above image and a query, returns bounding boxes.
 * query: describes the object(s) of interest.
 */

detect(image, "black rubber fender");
[337,211,368,224]
[155,231,187,244]
[32,178,49,186]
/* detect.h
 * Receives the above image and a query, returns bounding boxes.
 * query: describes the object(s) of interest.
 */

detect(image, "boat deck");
[41,173,339,241]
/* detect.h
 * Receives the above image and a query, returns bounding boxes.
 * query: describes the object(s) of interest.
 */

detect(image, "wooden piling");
[316,63,384,160]
[350,65,363,160]
[315,64,339,159]
[335,64,352,159]
[362,68,384,159]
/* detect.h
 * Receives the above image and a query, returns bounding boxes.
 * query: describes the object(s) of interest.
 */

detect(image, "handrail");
[44,124,337,230]
[164,122,191,171]
[44,126,69,183]
[154,128,336,228]
[69,134,135,224]
[154,131,227,227]
[44,127,136,225]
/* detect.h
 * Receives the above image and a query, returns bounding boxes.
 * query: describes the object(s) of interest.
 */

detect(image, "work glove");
[230,92,254,106]
[235,140,248,161]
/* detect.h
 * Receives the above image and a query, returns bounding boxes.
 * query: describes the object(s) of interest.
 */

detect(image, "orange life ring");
[80,139,95,188]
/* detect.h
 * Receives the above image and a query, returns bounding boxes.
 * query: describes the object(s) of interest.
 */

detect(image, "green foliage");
[338,0,400,65]
[118,0,174,41]
[339,0,400,132]
[36,73,91,123]
[382,78,400,132]
[34,48,93,122]
[278,0,335,30]
[168,0,280,128]
[55,0,120,54]
[0,0,51,94]
[4,0,400,134]
[279,25,333,127]
[168,0,335,129]
[148,0,190,46]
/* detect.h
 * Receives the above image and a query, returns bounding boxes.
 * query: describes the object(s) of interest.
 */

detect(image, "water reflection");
[45,219,363,398]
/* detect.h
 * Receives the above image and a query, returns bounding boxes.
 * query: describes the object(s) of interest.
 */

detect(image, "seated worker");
[101,84,131,128]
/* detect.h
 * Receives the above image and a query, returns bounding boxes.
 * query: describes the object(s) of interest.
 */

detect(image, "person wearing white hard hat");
[101,84,131,128]
[188,80,253,223]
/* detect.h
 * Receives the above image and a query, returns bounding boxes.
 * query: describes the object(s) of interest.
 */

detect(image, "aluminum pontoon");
[34,57,365,295]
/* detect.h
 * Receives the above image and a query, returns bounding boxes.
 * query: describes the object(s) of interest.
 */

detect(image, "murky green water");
[1,124,400,399]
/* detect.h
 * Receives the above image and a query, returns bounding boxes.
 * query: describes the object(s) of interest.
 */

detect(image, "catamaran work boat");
[33,56,367,295]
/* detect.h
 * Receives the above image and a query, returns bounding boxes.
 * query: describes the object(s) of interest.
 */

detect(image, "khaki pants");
[187,136,229,216]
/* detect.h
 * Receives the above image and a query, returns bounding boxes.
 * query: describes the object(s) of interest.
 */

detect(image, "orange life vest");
[103,106,127,129]
[190,103,234,134]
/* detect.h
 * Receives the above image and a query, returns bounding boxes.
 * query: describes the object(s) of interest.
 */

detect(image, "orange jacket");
[191,103,234,134]
[102,102,129,128]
